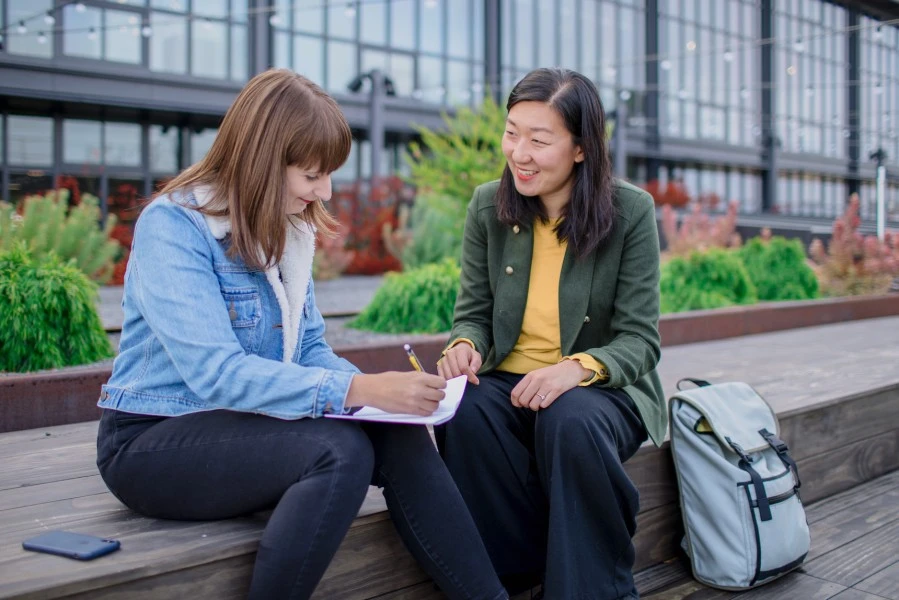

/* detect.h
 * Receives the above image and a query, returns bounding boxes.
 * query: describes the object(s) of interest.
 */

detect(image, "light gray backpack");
[668,378,810,590]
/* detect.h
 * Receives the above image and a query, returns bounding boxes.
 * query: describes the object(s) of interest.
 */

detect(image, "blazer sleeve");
[583,193,662,388]
[447,186,494,358]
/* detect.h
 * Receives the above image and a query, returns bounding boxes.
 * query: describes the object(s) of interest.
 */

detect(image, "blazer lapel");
[493,224,533,360]
[559,246,597,356]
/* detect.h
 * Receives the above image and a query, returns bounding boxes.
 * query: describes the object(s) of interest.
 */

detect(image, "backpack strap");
[759,428,802,489]
[676,378,713,391]
[726,436,773,522]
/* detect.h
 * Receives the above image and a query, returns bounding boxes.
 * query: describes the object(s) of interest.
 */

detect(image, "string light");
[723,49,734,62]
[44,12,56,26]
[787,65,797,76]
[16,21,26,35]
[793,38,804,52]
[343,3,356,18]
[686,40,697,51]
[37,32,47,44]
[75,3,86,12]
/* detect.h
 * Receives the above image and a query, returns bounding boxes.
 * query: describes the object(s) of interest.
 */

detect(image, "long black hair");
[495,68,615,259]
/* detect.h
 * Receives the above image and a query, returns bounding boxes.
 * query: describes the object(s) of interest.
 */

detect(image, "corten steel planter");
[2,294,897,433]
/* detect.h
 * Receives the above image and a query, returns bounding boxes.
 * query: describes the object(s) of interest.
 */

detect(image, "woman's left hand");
[510,359,593,411]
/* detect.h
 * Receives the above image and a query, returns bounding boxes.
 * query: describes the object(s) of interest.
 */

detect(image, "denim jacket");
[98,188,359,419]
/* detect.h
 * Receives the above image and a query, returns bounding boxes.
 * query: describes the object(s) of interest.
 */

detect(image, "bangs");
[288,97,352,174]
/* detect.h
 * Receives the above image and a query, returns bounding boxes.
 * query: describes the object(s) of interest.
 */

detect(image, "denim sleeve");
[298,279,360,375]
[129,201,354,418]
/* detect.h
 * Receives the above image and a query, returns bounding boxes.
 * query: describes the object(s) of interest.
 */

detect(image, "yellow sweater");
[450,218,608,385]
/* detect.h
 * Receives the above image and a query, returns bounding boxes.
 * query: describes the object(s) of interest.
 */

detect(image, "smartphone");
[22,531,121,560]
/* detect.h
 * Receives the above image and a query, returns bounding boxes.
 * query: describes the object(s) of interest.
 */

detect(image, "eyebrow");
[506,119,555,135]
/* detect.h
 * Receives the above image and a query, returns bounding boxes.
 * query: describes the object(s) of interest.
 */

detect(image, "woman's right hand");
[437,343,481,385]
[345,372,446,415]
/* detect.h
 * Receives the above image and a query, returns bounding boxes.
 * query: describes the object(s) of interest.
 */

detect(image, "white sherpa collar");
[193,186,315,363]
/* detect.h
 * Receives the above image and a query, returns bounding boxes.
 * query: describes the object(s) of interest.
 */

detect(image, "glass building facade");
[1,0,897,224]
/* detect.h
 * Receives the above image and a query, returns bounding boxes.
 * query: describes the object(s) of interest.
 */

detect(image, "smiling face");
[501,100,584,216]
[284,164,332,215]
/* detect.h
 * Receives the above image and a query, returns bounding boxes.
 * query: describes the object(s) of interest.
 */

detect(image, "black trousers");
[97,409,507,600]
[438,372,648,600]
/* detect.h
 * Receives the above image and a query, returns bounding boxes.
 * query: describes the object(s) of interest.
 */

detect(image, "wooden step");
[2,317,898,599]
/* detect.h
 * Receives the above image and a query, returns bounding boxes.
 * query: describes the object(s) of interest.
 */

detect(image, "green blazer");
[448,179,667,447]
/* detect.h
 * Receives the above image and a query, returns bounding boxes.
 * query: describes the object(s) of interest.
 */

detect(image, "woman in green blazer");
[437,68,666,599]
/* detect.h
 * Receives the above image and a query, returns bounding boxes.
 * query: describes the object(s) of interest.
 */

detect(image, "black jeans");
[438,372,648,600]
[97,408,507,600]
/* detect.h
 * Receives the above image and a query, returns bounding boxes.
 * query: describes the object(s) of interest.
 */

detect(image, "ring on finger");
[536,393,547,401]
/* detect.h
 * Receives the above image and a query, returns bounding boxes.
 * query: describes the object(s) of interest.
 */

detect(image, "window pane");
[191,129,218,164]
[361,0,386,45]
[8,116,54,167]
[8,0,53,58]
[106,10,142,64]
[150,125,178,173]
[447,0,469,58]
[418,55,444,103]
[105,123,142,167]
[328,0,355,39]
[419,0,442,54]
[389,53,415,96]
[274,30,290,69]
[560,0,577,69]
[151,12,187,73]
[391,0,416,50]
[447,60,470,106]
[64,120,102,165]
[294,0,322,33]
[192,19,228,79]
[193,0,227,18]
[327,41,356,93]
[231,25,248,82]
[8,172,53,205]
[537,0,555,66]
[64,5,101,59]
[295,35,324,85]
[151,0,185,12]
[232,0,248,22]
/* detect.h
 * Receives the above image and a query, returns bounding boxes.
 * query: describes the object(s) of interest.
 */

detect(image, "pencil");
[403,343,425,372]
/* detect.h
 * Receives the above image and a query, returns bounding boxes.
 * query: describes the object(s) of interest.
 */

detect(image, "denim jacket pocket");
[222,288,262,353]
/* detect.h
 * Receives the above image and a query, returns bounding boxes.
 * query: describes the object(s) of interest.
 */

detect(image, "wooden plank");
[642,571,847,600]
[312,516,429,599]
[853,560,899,600]
[634,503,682,572]
[828,590,895,600]
[805,470,899,525]
[0,476,108,512]
[0,443,98,491]
[779,386,899,462]
[625,445,678,513]
[635,559,691,596]
[803,483,899,562]
[54,554,252,600]
[369,581,447,599]
[0,422,96,450]
[658,317,899,416]
[803,520,899,587]
[794,428,899,505]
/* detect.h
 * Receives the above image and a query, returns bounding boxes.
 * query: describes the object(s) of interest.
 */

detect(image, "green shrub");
[406,95,508,203]
[0,244,114,372]
[0,190,120,283]
[348,259,461,334]
[660,249,758,314]
[738,236,819,301]
[401,194,467,270]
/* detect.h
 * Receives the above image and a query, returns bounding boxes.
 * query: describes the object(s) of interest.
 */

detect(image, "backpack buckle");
[760,429,789,454]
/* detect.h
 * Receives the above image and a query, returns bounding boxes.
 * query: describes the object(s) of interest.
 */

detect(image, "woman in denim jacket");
[96,69,506,600]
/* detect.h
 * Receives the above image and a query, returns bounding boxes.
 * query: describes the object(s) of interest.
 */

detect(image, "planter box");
[2,294,897,433]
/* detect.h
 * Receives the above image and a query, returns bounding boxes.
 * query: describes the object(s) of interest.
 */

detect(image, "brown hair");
[158,69,351,270]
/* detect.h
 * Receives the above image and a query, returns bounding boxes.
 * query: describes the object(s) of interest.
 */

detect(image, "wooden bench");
[1,316,898,599]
